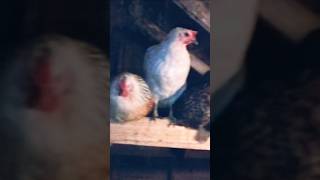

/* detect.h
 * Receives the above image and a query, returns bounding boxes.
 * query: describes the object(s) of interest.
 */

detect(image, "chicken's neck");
[161,39,187,50]
[161,41,188,54]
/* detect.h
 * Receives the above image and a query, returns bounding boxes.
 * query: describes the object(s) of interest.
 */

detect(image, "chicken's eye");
[184,32,189,37]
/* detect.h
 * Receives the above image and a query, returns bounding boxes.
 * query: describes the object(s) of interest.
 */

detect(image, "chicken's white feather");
[144,27,197,118]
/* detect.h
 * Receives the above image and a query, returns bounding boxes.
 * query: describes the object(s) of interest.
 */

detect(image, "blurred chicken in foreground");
[0,35,109,180]
[144,27,198,120]
[110,73,154,122]
[173,72,210,142]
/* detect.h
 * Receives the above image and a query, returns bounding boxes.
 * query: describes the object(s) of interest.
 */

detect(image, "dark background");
[0,0,108,76]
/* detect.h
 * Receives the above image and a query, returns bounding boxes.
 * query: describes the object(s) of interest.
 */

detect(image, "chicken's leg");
[168,104,177,126]
[152,100,159,120]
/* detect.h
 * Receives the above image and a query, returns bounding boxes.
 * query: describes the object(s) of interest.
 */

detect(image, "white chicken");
[144,27,198,119]
[110,73,154,122]
[0,35,109,180]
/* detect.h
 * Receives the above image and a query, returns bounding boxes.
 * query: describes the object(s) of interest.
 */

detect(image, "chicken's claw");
[168,115,177,127]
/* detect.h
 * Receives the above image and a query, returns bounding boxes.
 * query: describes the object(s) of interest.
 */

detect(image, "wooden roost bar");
[110,0,211,151]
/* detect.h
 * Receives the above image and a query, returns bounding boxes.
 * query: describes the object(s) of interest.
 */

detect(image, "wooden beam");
[110,118,210,151]
[173,0,210,32]
[111,145,210,158]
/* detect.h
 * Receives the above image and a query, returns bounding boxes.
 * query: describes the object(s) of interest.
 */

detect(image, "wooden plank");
[173,0,210,32]
[134,18,210,75]
[110,118,210,151]
[110,145,210,158]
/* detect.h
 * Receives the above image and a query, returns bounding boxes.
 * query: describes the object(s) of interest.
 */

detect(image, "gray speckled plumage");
[215,69,320,180]
[172,73,210,142]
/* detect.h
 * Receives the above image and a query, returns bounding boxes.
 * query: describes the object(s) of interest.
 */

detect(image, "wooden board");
[173,0,210,32]
[111,145,210,158]
[110,118,210,151]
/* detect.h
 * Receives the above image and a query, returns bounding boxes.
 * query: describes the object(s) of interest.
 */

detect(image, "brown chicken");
[110,73,154,122]
[0,35,109,180]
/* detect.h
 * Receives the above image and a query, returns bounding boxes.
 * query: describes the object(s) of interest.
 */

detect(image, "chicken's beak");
[191,31,199,45]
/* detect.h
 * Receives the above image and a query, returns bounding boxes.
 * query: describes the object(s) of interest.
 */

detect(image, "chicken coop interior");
[1,0,211,179]
[110,0,210,179]
[4,0,320,179]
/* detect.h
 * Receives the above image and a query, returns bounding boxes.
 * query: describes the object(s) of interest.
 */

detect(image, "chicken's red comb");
[33,57,60,113]
[191,31,198,36]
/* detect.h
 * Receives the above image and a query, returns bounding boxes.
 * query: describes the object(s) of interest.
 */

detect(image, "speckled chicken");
[144,27,198,119]
[0,35,109,180]
[110,73,154,122]
[172,72,210,142]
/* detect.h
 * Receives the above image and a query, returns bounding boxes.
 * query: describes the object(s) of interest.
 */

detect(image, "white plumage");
[144,27,198,119]
[0,35,108,180]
